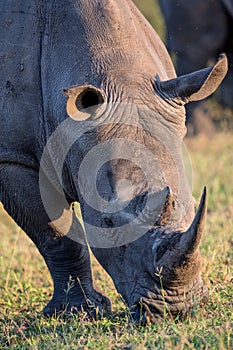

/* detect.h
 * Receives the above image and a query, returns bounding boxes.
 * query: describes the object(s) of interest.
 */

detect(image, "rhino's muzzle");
[131,278,209,325]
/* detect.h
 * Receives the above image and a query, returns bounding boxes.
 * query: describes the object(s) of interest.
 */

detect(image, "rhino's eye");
[63,85,106,121]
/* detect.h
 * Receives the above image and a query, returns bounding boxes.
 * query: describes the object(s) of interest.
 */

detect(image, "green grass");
[0,132,232,349]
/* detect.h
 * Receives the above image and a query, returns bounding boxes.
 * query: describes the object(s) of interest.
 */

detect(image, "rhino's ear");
[63,85,106,121]
[154,54,228,105]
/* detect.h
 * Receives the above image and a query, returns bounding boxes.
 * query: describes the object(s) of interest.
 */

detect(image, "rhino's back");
[0,0,175,161]
[39,0,176,122]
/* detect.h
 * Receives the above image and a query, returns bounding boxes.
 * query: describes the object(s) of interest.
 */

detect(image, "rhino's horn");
[180,187,207,255]
[145,186,174,227]
[158,186,174,226]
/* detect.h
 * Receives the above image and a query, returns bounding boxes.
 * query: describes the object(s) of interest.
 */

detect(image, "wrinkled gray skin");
[0,0,227,323]
[159,0,233,135]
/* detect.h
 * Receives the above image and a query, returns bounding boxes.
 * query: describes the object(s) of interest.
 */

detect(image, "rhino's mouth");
[130,276,209,324]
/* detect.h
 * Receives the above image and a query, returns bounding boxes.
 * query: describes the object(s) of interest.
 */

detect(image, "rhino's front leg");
[43,234,110,317]
[0,164,110,317]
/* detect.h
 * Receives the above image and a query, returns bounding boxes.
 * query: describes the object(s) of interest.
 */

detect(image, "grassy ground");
[0,132,232,350]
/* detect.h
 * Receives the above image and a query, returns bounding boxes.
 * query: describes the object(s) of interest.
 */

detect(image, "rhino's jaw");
[130,275,209,324]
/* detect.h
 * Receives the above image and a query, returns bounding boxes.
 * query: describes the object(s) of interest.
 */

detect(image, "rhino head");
[41,52,227,322]
[106,188,209,324]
